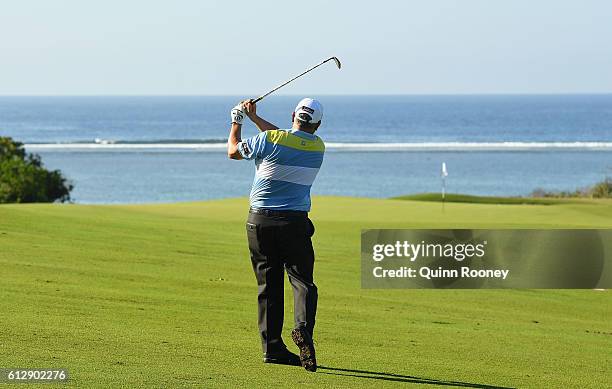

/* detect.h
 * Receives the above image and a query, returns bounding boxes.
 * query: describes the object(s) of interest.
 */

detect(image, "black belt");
[249,208,308,218]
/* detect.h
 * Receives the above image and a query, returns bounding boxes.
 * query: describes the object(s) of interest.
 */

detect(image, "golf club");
[252,57,341,103]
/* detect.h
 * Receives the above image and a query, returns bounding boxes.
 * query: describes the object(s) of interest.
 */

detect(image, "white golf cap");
[294,98,323,124]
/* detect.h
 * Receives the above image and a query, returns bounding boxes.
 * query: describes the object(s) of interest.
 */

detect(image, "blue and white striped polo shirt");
[238,129,325,211]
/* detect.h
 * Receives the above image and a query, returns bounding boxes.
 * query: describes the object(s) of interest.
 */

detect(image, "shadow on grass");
[317,366,515,388]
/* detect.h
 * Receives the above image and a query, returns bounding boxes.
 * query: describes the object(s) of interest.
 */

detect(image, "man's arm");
[227,104,244,160]
[227,99,277,160]
[243,100,279,132]
[227,122,243,160]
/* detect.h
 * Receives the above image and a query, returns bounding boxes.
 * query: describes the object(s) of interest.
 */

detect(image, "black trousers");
[246,211,318,354]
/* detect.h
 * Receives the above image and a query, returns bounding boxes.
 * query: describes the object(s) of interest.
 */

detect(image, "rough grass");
[1,197,611,388]
[391,193,580,205]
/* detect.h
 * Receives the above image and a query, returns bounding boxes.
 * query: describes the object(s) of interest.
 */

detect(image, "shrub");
[531,178,612,199]
[0,137,73,203]
[590,178,612,198]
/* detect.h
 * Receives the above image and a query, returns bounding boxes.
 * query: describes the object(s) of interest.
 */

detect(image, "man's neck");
[291,125,315,135]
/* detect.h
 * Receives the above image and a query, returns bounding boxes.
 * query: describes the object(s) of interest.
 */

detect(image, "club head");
[331,56,342,69]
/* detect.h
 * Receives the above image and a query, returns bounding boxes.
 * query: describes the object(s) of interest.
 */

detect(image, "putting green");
[1,197,610,388]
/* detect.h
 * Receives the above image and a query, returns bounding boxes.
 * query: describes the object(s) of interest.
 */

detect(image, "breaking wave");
[23,139,612,152]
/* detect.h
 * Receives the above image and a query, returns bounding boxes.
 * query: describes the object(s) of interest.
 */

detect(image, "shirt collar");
[289,129,316,139]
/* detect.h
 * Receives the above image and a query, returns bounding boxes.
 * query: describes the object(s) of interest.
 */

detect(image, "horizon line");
[1,92,612,97]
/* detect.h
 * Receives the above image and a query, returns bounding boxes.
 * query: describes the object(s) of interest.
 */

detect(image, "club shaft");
[253,58,335,103]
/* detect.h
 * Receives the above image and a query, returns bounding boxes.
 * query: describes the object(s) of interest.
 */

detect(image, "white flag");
[442,162,448,177]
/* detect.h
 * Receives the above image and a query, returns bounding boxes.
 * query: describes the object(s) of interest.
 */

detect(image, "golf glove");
[230,104,245,125]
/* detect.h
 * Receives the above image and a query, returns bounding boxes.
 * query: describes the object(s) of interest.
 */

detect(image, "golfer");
[227,98,324,372]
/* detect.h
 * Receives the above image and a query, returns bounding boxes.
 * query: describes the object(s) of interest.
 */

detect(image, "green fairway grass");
[1,197,611,388]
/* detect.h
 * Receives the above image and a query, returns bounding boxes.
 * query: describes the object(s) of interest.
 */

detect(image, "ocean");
[1,95,611,203]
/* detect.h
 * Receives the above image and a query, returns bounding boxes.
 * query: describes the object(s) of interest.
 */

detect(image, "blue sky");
[1,0,611,95]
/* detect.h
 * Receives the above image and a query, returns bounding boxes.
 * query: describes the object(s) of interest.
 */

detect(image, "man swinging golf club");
[227,97,325,372]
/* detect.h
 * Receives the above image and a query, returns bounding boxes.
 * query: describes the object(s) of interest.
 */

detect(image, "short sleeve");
[238,132,267,160]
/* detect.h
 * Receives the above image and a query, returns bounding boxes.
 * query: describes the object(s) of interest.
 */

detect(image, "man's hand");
[241,99,257,120]
[230,103,246,125]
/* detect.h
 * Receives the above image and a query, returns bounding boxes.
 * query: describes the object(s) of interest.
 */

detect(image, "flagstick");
[442,175,446,213]
[441,162,448,213]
